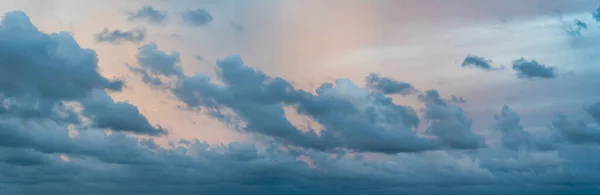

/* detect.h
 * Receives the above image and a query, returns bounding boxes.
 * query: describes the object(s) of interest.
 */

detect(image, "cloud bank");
[3,7,600,195]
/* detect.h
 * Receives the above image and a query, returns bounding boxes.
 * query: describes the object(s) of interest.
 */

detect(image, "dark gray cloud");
[512,58,558,79]
[0,11,165,136]
[461,54,503,71]
[366,73,417,95]
[128,5,168,24]
[94,27,146,44]
[182,8,214,26]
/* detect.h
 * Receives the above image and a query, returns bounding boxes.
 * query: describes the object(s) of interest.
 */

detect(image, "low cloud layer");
[4,6,600,195]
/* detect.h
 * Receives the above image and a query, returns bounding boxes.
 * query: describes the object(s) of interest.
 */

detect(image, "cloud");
[127,43,183,87]
[127,5,168,24]
[593,6,600,23]
[585,101,600,123]
[418,90,485,149]
[5,8,600,195]
[182,8,214,26]
[365,73,417,95]
[563,19,587,37]
[511,58,558,79]
[131,49,496,153]
[461,54,503,71]
[449,96,467,104]
[0,11,164,136]
[94,27,146,44]
[494,106,555,150]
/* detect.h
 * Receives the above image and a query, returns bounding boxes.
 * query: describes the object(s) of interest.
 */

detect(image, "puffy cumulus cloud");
[461,54,503,71]
[550,101,600,145]
[365,73,417,95]
[181,8,214,26]
[5,9,600,195]
[512,58,558,79]
[130,46,492,154]
[0,11,165,136]
[127,43,183,87]
[494,106,555,151]
[94,27,146,44]
[418,90,485,149]
[127,5,168,25]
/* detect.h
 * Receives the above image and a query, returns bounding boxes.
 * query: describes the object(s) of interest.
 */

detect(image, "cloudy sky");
[2,0,600,194]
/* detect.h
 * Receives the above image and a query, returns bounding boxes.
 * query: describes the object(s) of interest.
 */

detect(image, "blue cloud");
[132,46,491,153]
[366,73,417,95]
[4,9,600,195]
[128,5,168,24]
[94,27,146,44]
[0,11,165,136]
[182,8,214,26]
[593,7,600,23]
[461,54,504,71]
[564,19,588,37]
[512,58,558,79]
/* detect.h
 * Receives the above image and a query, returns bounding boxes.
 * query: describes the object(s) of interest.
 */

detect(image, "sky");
[2,0,600,194]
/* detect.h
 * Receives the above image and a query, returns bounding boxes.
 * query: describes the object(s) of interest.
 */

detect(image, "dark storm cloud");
[127,5,168,24]
[512,58,558,79]
[0,11,165,136]
[94,27,146,44]
[181,8,214,26]
[365,73,417,95]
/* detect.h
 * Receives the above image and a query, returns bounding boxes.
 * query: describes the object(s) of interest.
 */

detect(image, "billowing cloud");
[494,106,555,150]
[131,49,492,153]
[0,11,165,136]
[512,58,558,79]
[94,27,146,44]
[418,90,485,149]
[461,54,503,71]
[182,8,214,26]
[4,7,600,195]
[128,5,168,24]
[365,73,417,95]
